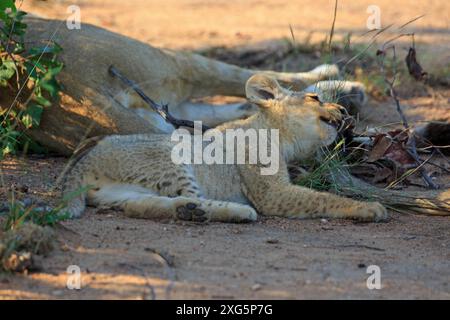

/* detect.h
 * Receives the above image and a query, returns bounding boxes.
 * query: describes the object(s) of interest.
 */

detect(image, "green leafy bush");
[0,0,63,157]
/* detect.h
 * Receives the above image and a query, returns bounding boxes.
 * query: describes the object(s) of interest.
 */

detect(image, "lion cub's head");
[245,74,346,160]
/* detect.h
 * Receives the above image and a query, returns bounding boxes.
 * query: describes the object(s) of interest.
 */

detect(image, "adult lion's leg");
[303,80,367,115]
[174,101,257,127]
[170,50,339,98]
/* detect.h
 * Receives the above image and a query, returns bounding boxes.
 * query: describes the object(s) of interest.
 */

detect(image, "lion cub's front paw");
[176,202,209,223]
[235,206,258,223]
[358,202,388,222]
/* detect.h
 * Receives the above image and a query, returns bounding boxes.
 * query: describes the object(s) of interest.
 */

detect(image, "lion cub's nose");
[329,103,356,133]
[324,103,344,122]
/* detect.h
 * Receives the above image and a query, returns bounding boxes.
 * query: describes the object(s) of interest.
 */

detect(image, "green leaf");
[20,135,46,154]
[34,95,52,107]
[0,59,17,82]
[21,104,43,128]
[0,0,16,11]
[1,128,20,156]
[8,21,27,36]
[28,45,62,57]
[20,114,33,128]
[40,78,60,97]
[1,2,63,157]
[12,42,25,54]
[0,0,16,20]
[25,60,38,79]
[9,10,27,20]
[39,67,62,97]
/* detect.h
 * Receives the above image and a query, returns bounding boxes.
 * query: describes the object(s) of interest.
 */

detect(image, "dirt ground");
[0,0,449,299]
[1,157,449,299]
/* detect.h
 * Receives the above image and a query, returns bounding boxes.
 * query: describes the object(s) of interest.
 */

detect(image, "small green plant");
[0,192,70,272]
[0,0,63,158]
[0,186,91,272]
[295,139,352,192]
[1,194,70,231]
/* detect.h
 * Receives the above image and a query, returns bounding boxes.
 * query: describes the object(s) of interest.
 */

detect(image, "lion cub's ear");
[245,74,283,107]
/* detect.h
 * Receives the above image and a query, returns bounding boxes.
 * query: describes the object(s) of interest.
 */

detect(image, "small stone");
[52,290,64,296]
[251,283,262,291]
[320,219,328,223]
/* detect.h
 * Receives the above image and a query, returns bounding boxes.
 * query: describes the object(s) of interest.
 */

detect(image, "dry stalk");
[328,167,450,216]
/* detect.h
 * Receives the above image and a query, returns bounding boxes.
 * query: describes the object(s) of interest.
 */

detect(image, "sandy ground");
[0,0,449,299]
[1,157,449,299]
[23,0,450,70]
[24,0,450,49]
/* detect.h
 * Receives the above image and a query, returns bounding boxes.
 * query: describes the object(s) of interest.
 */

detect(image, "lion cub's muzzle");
[319,103,351,132]
[320,103,356,145]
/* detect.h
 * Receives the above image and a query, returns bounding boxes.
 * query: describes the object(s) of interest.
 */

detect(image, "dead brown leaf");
[405,47,428,81]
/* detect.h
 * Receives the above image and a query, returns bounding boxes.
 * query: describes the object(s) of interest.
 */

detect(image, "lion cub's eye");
[305,93,321,103]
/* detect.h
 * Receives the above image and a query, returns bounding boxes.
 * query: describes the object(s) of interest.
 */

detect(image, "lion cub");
[63,74,387,223]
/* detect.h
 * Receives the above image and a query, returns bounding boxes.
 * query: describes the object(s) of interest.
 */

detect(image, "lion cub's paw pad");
[176,202,208,222]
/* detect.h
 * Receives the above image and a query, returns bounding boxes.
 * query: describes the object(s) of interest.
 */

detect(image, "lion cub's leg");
[247,184,388,222]
[240,164,388,222]
[169,197,257,223]
[90,184,257,223]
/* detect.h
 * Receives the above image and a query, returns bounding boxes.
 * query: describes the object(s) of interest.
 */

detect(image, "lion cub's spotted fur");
[63,75,387,223]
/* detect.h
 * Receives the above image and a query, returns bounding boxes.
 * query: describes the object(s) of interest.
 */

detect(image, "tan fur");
[63,75,387,223]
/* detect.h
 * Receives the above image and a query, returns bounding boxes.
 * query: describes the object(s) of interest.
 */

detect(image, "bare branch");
[377,43,438,189]
[108,65,210,133]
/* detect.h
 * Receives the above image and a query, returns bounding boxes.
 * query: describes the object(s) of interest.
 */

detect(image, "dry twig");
[108,65,210,133]
[327,0,338,53]
[376,43,438,189]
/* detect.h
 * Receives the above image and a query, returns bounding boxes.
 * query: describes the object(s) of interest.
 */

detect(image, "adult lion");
[0,17,365,155]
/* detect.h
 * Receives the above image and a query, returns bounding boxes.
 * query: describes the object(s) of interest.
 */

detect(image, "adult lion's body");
[20,17,246,154]
[1,17,362,155]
